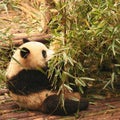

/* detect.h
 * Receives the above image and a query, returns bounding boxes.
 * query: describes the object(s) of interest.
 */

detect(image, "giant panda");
[6,39,89,115]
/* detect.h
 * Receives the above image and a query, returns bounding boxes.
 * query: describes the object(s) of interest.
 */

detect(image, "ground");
[0,89,120,120]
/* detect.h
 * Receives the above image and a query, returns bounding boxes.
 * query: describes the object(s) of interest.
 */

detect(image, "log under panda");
[6,39,89,115]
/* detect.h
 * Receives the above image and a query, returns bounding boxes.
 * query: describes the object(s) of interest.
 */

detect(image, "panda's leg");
[41,95,89,115]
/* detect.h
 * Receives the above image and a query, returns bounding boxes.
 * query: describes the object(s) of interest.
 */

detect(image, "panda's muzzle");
[42,63,49,72]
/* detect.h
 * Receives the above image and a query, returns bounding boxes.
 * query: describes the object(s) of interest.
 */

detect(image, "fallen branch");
[0,33,52,46]
[13,32,51,40]
[0,89,9,95]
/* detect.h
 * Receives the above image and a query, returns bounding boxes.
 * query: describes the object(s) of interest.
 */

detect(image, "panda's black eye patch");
[20,47,30,58]
[42,50,47,58]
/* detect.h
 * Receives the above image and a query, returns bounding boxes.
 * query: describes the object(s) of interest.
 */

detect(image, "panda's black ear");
[20,47,30,58]
[23,38,30,43]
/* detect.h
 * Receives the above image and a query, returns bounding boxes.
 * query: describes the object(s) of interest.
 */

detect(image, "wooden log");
[0,89,9,95]
[79,110,120,120]
[0,102,18,110]
[19,114,60,120]
[13,32,52,40]
[0,111,40,120]
[0,33,52,47]
[13,33,52,46]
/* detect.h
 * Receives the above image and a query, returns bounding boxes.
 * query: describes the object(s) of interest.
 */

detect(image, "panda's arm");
[6,70,52,95]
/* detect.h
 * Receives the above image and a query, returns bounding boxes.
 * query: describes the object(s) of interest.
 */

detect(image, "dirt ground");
[0,89,120,120]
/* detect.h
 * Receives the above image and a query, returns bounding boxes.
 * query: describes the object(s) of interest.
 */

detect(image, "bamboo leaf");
[80,77,95,81]
[64,84,73,91]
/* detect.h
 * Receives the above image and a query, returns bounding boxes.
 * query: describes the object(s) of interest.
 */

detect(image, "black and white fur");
[6,40,88,115]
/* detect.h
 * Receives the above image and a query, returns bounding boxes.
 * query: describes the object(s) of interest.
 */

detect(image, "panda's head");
[6,41,54,79]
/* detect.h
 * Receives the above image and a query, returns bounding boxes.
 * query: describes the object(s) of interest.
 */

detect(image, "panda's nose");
[42,63,49,71]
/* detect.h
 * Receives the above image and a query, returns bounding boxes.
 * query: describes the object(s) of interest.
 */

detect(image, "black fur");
[41,95,89,115]
[20,47,30,58]
[42,50,47,58]
[22,38,50,44]
[6,69,52,95]
[23,38,30,43]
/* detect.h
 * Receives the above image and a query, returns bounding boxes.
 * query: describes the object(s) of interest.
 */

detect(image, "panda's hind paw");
[79,98,89,111]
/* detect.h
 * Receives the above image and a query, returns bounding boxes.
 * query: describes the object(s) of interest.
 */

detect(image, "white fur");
[6,42,54,79]
[10,90,55,110]
[10,90,80,110]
